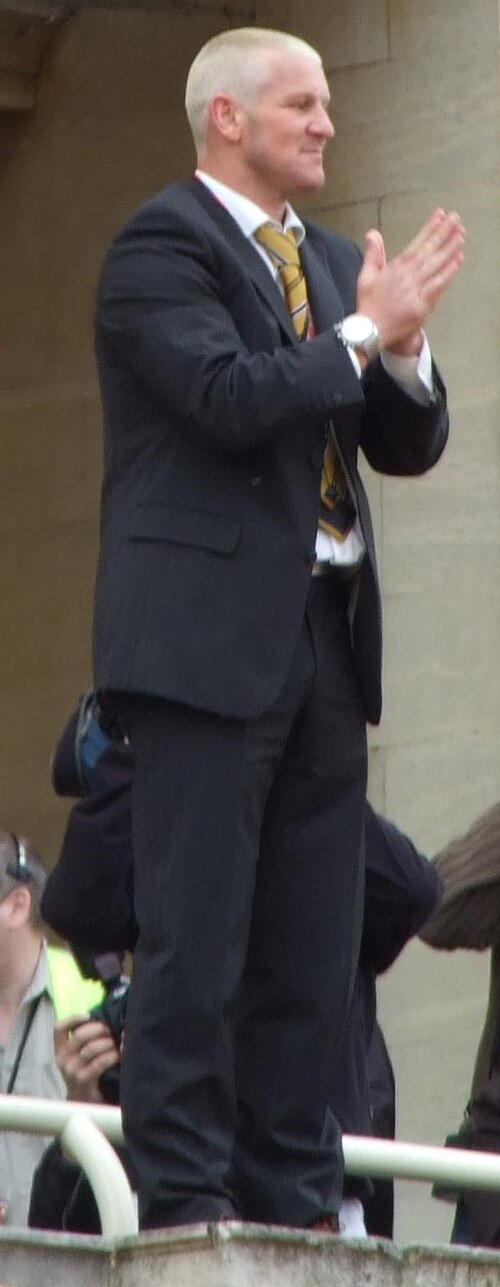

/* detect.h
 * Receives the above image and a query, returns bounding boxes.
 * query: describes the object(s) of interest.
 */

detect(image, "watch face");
[343,314,376,346]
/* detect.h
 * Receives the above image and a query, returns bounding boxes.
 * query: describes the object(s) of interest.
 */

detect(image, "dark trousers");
[116,575,367,1228]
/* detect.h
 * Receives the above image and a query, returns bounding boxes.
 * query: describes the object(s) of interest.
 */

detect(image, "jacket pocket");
[128,504,241,555]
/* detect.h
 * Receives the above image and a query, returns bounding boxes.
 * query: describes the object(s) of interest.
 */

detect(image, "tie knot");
[255,222,301,270]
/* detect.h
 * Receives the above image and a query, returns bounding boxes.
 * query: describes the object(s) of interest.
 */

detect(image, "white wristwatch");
[334,313,380,364]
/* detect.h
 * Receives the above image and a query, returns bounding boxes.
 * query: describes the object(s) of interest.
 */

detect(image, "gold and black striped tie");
[254,222,355,541]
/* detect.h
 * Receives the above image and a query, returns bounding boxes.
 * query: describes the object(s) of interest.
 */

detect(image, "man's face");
[237,50,334,207]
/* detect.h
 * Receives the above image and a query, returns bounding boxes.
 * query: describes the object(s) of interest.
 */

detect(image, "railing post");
[61,1109,138,1238]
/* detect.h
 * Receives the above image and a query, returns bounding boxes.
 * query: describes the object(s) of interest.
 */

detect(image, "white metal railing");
[343,1134,500,1193]
[0,1094,137,1239]
[3,1094,500,1239]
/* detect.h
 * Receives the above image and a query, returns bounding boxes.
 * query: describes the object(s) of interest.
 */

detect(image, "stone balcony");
[0,0,255,110]
[2,1222,500,1287]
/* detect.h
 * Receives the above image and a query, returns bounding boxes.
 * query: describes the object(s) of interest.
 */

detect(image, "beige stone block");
[381,730,500,855]
[15,802,73,884]
[0,664,92,840]
[380,574,500,746]
[0,394,101,531]
[256,0,389,69]
[44,11,232,117]
[303,46,498,212]
[388,0,499,59]
[380,941,487,1142]
[0,11,226,391]
[0,141,102,388]
[382,587,500,745]
[300,199,379,247]
[379,937,490,1242]
[381,409,500,599]
[371,387,500,746]
[0,69,33,109]
[379,184,500,403]
[0,518,96,684]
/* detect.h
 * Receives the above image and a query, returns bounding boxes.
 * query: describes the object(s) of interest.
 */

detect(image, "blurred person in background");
[421,799,500,1249]
[28,1006,124,1233]
[0,831,104,1228]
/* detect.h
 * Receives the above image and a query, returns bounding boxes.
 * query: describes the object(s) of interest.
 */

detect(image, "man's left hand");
[55,1013,120,1103]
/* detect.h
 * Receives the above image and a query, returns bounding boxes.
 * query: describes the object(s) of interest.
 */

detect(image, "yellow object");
[47,946,105,1020]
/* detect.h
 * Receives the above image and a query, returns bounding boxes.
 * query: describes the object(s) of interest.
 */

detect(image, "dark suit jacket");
[92,177,448,725]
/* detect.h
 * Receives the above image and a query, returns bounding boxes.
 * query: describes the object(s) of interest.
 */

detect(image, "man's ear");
[209,94,244,142]
[4,884,31,928]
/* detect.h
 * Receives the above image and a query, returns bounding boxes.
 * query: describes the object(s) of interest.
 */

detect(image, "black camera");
[72,950,129,1104]
[89,977,129,1105]
[90,977,129,1050]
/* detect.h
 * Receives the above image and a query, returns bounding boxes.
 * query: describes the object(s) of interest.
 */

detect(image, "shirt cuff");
[346,347,363,379]
[380,334,434,403]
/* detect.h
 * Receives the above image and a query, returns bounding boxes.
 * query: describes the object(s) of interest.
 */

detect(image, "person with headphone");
[0,831,107,1227]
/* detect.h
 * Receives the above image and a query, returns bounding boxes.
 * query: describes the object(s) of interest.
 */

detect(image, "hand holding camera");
[55,1013,121,1104]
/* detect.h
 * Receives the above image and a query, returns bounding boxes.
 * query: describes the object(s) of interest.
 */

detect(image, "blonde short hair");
[185,27,322,152]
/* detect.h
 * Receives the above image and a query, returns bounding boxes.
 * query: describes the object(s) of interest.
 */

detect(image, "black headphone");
[6,833,33,884]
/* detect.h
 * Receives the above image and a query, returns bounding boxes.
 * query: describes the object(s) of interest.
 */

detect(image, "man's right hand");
[55,1013,120,1104]
[357,208,465,356]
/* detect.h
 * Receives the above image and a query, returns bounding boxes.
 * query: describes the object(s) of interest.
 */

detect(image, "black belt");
[311,559,359,582]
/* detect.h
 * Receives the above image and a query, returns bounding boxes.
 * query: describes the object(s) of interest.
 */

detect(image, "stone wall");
[0,6,237,857]
[0,0,498,1245]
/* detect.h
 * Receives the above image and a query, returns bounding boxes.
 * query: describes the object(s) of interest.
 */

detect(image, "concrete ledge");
[2,1221,500,1287]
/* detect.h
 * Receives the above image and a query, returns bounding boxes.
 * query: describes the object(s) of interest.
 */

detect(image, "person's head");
[0,832,47,941]
[185,27,334,216]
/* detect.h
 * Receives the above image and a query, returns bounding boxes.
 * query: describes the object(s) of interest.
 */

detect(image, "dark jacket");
[92,178,448,726]
[42,739,135,953]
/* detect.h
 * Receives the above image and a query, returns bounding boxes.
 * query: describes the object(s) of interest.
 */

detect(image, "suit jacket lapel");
[184,178,298,344]
[300,235,346,334]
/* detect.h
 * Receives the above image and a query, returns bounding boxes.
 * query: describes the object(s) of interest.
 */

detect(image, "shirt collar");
[195,170,305,246]
[22,939,51,1007]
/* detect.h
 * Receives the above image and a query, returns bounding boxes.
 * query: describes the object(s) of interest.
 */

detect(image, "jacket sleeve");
[361,805,443,975]
[360,358,449,477]
[96,211,365,455]
[321,231,450,478]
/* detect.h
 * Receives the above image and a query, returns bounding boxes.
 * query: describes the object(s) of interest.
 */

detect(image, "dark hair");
[0,832,47,929]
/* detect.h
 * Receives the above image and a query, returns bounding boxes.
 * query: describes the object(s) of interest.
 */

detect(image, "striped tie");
[254,222,309,339]
[255,222,355,541]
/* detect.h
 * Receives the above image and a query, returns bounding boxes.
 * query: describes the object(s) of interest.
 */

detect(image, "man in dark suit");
[91,26,464,1231]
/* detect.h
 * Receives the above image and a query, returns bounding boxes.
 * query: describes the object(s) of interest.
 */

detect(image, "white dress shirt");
[196,171,434,567]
